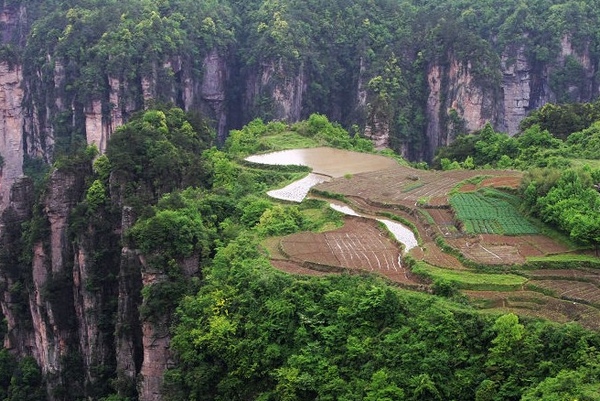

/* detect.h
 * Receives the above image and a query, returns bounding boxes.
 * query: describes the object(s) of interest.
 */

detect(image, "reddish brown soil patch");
[529,280,600,306]
[459,176,521,192]
[425,208,458,237]
[412,241,466,270]
[480,176,522,189]
[445,234,571,265]
[315,167,522,208]
[278,217,421,285]
[458,183,477,192]
[465,290,600,331]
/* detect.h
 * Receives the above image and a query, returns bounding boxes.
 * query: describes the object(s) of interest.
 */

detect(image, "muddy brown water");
[245,147,399,177]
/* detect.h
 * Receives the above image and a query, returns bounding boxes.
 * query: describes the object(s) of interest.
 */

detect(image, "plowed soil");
[315,167,522,207]
[445,234,571,265]
[530,280,600,306]
[278,217,423,286]
[465,290,600,331]
[523,269,600,285]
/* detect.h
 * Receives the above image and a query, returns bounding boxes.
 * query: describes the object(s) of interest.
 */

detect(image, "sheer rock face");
[245,60,307,123]
[0,62,24,213]
[137,254,199,401]
[115,246,143,398]
[30,169,87,394]
[0,177,34,355]
[425,57,499,160]
[201,50,228,143]
[364,114,390,150]
[423,36,598,159]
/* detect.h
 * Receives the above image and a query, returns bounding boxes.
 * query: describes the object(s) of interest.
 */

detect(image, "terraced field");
[277,218,423,287]
[464,291,600,331]
[253,148,600,330]
[315,167,522,207]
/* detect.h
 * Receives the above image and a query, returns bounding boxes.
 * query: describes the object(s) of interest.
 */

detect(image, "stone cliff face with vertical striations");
[423,36,598,159]
[0,62,24,213]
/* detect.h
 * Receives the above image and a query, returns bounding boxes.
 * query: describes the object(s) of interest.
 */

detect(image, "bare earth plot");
[464,290,600,331]
[530,280,600,306]
[315,167,522,208]
[523,268,600,286]
[277,217,423,286]
[445,234,571,265]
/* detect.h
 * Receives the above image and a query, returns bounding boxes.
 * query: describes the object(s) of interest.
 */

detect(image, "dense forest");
[2,0,600,159]
[1,1,600,401]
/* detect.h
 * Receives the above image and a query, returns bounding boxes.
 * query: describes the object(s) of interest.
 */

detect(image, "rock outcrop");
[201,50,228,143]
[245,60,307,123]
[30,168,88,395]
[423,36,598,159]
[0,62,24,213]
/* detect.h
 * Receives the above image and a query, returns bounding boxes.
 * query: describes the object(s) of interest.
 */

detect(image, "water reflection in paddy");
[245,147,419,251]
[330,203,418,252]
[267,173,330,203]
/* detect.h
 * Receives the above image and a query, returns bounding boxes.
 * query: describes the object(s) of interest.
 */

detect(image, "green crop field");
[414,262,528,291]
[450,190,539,235]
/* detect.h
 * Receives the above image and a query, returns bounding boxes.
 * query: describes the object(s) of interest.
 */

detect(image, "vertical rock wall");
[500,45,537,135]
[0,62,24,213]
[423,36,598,159]
[245,60,307,123]
[201,50,228,143]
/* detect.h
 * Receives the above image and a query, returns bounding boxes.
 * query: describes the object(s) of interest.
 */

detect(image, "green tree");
[366,369,405,401]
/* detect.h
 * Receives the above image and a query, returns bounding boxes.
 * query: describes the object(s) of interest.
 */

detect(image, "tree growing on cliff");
[106,107,213,204]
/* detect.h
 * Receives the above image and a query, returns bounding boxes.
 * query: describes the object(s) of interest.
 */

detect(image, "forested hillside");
[1,1,600,401]
[1,0,600,164]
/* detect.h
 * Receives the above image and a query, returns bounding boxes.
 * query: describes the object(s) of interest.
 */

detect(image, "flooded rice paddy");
[267,173,330,203]
[245,147,399,177]
[330,203,418,252]
[246,147,418,251]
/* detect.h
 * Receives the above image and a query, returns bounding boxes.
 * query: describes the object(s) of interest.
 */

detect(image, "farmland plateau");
[250,147,600,330]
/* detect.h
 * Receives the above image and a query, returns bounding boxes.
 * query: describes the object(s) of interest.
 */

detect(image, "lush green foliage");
[225,114,374,159]
[436,100,600,170]
[435,115,600,247]
[15,0,600,159]
[165,231,600,401]
[521,166,600,249]
[0,351,46,401]
[10,0,600,391]
[413,263,527,291]
[433,123,570,170]
[520,101,600,140]
[106,107,213,207]
[450,190,539,235]
[158,110,600,400]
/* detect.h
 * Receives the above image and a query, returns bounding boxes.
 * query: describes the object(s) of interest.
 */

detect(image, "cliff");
[422,36,598,159]
[0,62,24,213]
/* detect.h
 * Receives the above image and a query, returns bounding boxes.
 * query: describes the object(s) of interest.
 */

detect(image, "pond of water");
[245,147,398,177]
